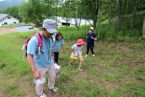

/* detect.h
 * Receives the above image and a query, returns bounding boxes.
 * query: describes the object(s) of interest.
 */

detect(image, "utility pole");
[56,0,59,25]
[75,0,78,26]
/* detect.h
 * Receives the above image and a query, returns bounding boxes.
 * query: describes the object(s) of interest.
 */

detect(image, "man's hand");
[27,55,40,79]
[33,70,41,79]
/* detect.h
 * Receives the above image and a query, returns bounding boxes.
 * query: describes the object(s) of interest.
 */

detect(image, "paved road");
[0,27,16,35]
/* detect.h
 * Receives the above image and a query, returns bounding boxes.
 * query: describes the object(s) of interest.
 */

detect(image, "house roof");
[0,14,9,22]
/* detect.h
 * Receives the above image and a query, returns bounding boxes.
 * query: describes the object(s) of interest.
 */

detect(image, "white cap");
[89,27,94,31]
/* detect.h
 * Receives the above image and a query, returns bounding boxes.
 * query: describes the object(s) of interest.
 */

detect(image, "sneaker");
[49,87,58,93]
[53,87,58,92]
[85,54,88,57]
[39,93,47,97]
[69,63,73,66]
[92,54,95,57]
[77,68,83,71]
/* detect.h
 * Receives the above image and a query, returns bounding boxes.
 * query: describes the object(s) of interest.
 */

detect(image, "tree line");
[0,0,145,38]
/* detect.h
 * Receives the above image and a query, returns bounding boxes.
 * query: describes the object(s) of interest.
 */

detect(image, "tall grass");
[16,23,142,42]
[16,25,89,41]
[59,11,144,41]
[16,31,36,39]
[58,25,89,41]
[59,24,142,41]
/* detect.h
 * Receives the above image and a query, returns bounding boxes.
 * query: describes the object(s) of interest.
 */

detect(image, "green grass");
[0,32,145,97]
[58,25,89,41]
[129,84,145,97]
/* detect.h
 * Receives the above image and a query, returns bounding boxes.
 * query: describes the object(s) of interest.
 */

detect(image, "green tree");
[19,0,54,26]
[80,0,101,32]
[1,6,21,21]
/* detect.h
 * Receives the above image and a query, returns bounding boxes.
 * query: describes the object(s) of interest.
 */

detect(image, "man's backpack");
[22,33,43,57]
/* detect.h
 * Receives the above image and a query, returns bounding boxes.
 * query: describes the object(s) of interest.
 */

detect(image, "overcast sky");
[0,0,28,2]
[0,0,26,9]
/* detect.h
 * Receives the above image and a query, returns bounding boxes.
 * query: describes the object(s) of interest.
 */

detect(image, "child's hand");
[94,38,97,40]
[73,53,77,56]
[92,37,97,40]
[62,50,65,54]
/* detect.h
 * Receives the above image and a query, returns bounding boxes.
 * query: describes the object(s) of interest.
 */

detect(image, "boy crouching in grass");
[69,39,85,71]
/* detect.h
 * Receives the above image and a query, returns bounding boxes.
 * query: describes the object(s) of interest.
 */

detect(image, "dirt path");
[0,27,16,35]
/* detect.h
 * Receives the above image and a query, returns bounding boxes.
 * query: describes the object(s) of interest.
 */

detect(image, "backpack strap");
[24,35,33,50]
[35,33,53,55]
[23,35,33,57]
[35,33,43,48]
[35,33,53,48]
[35,33,43,55]
[51,37,53,42]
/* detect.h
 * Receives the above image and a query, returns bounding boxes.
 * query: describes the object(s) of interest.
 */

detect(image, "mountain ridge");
[0,0,25,9]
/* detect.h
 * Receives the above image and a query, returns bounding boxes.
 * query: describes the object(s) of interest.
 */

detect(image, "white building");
[53,16,93,26]
[0,14,19,26]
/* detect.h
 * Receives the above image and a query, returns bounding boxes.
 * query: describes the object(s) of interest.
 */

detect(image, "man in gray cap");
[27,19,57,97]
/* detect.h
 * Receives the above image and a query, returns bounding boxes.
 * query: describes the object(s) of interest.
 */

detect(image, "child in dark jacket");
[85,27,97,57]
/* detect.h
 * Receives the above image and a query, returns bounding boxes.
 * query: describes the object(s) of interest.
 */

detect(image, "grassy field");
[0,32,145,97]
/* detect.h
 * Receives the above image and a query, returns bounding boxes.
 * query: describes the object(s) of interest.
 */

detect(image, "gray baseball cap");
[42,19,57,33]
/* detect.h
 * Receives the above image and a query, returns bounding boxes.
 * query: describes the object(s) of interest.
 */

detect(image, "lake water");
[16,25,34,32]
